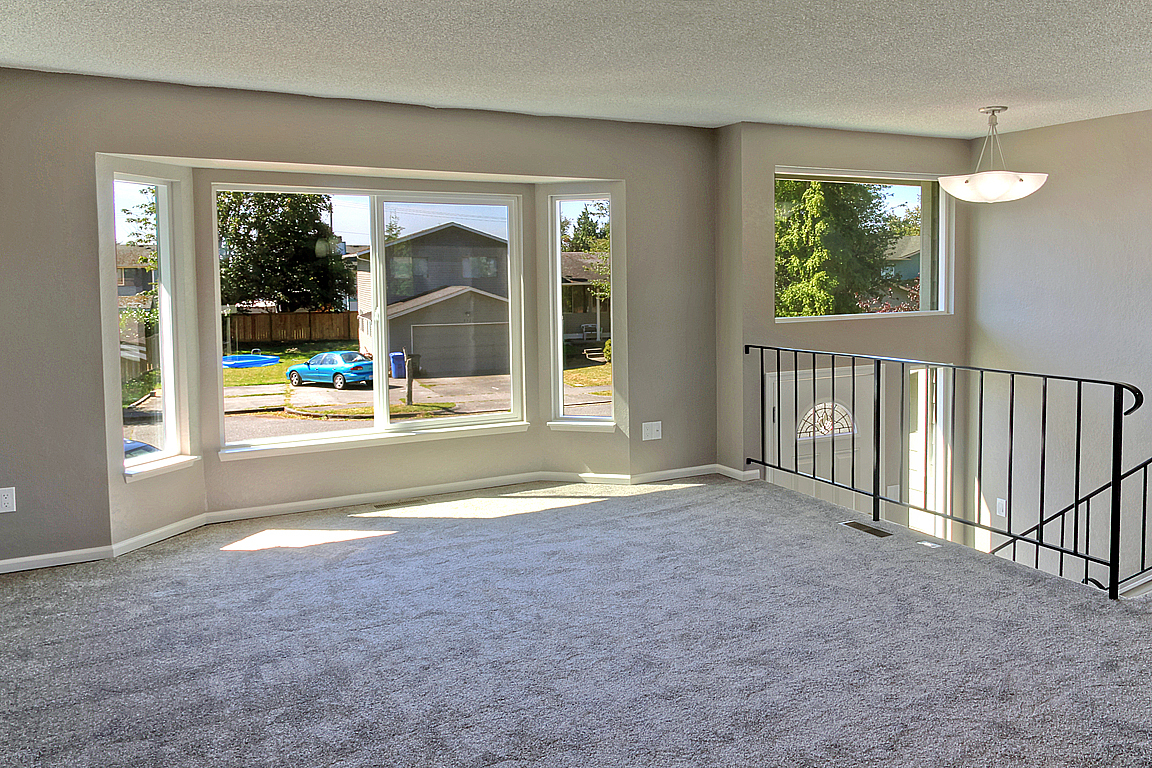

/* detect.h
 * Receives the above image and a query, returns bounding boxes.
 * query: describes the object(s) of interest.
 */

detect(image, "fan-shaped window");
[797,401,854,440]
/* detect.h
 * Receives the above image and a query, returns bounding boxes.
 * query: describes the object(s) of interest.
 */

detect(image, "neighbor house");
[350,222,511,375]
[115,244,152,301]
[560,251,611,342]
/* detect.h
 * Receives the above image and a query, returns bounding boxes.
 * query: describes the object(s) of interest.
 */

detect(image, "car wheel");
[289,371,303,387]
[333,373,346,390]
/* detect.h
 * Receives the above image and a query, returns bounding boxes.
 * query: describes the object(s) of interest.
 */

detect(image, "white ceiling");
[2,0,1150,138]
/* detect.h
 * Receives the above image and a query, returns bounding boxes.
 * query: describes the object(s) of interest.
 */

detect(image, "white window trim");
[541,183,625,430]
[211,181,525,450]
[98,156,197,480]
[124,454,202,482]
[772,166,954,322]
[219,420,531,461]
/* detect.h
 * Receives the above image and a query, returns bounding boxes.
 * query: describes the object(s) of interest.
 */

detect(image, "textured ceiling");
[2,0,1151,137]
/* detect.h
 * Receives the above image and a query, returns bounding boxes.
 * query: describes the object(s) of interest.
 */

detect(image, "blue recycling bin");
[389,351,406,379]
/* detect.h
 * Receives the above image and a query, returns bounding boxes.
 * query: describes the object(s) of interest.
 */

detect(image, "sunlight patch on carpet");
[221,529,396,551]
[501,482,705,497]
[351,496,599,519]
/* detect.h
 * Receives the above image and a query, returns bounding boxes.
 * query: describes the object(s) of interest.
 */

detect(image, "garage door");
[411,322,510,377]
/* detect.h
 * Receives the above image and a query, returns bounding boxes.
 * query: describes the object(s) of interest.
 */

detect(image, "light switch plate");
[642,421,662,441]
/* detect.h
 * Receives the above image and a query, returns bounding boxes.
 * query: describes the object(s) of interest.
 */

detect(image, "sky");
[113,184,514,247]
[114,180,153,243]
[883,184,921,214]
[332,196,509,246]
[115,184,914,247]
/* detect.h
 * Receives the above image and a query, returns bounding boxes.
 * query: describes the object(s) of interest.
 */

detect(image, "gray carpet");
[3,476,1152,767]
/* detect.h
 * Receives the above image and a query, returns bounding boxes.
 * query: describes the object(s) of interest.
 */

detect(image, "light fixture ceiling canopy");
[939,106,1047,203]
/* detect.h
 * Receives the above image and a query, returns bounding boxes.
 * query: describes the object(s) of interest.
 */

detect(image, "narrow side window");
[116,179,175,465]
[555,197,612,418]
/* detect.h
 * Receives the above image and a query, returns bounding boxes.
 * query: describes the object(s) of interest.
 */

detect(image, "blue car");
[123,438,160,459]
[286,351,373,390]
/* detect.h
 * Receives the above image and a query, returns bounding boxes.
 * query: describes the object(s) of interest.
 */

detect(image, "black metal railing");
[745,344,1148,599]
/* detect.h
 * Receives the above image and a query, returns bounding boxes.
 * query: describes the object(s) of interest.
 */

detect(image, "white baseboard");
[111,514,208,557]
[631,464,760,484]
[0,545,114,575]
[205,471,560,524]
[1121,570,1152,598]
[714,464,762,482]
[0,466,759,575]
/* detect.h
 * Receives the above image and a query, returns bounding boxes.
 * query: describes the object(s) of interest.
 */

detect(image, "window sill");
[547,420,617,433]
[775,310,949,324]
[219,420,531,461]
[124,454,202,483]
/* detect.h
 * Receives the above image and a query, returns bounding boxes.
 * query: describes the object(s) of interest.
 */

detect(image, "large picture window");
[216,186,521,447]
[774,171,943,319]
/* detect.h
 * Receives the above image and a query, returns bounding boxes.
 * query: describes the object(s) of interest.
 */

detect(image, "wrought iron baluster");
[1038,377,1048,569]
[1008,373,1016,559]
[873,359,881,522]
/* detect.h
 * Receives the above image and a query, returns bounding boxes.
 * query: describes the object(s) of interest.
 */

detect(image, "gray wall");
[11,64,1140,569]
[968,110,1152,574]
[0,68,716,560]
[714,122,973,477]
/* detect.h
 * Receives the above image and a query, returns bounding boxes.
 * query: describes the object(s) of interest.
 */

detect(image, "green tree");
[383,213,403,243]
[563,202,611,299]
[886,203,921,236]
[120,186,159,328]
[217,192,353,312]
[774,180,898,317]
[559,214,573,250]
[569,202,609,252]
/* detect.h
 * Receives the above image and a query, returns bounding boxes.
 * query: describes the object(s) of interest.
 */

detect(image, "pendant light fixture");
[939,106,1047,203]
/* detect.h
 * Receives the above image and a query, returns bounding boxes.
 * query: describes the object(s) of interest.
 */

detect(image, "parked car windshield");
[339,352,368,363]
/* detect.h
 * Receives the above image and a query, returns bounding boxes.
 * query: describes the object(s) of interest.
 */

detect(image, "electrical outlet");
[996,497,1007,517]
[642,421,662,441]
[0,487,14,514]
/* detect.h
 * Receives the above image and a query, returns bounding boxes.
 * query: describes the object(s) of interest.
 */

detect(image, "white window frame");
[773,166,953,323]
[542,184,624,431]
[98,156,198,479]
[212,182,525,453]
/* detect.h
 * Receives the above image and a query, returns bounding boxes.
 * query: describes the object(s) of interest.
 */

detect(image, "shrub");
[603,339,612,362]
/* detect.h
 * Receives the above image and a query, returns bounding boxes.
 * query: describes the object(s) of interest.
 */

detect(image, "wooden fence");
[227,311,358,344]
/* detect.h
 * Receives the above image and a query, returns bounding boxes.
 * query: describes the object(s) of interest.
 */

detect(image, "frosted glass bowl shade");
[938,170,1048,203]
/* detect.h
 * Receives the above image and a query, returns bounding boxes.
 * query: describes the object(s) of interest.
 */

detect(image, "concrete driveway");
[223,375,517,416]
[126,373,611,448]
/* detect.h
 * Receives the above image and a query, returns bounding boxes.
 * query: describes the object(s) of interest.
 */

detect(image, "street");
[124,373,612,447]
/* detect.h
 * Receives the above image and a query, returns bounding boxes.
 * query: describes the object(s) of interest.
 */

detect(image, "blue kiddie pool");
[222,353,280,368]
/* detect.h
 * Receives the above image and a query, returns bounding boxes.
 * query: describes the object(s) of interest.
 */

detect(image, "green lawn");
[289,402,456,419]
[563,361,612,388]
[390,402,457,419]
[222,341,359,387]
[122,369,161,406]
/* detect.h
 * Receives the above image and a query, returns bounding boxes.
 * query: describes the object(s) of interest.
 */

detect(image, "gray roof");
[885,235,921,261]
[384,285,507,320]
[561,252,609,283]
[116,244,152,269]
[384,222,507,249]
